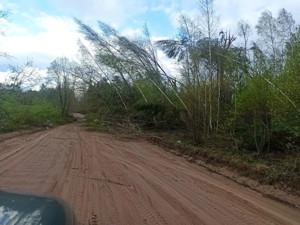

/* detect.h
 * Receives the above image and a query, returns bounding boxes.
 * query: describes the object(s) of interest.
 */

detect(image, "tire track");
[0,124,299,225]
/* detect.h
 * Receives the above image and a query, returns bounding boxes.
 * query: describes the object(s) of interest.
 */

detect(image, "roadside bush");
[0,95,62,132]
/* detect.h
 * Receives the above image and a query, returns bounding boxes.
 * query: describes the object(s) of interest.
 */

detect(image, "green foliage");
[75,8,300,158]
[0,91,63,133]
[231,66,300,154]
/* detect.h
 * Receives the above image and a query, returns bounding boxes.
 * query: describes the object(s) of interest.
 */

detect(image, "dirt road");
[0,124,299,225]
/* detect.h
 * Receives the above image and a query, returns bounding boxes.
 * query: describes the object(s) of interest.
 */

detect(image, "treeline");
[1,2,299,156]
[0,61,78,132]
[71,2,299,155]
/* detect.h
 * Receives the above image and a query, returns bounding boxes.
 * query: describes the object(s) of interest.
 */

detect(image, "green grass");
[0,99,69,133]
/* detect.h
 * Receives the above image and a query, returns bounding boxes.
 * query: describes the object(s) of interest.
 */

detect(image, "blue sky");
[0,0,300,78]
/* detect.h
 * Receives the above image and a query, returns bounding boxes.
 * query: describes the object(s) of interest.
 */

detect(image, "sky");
[0,0,300,82]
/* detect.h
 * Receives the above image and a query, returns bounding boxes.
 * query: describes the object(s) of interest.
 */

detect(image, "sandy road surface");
[0,124,299,225]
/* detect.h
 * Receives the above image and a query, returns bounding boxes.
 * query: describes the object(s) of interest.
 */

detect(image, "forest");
[1,1,299,188]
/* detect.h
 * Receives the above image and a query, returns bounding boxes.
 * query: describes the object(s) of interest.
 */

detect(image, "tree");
[228,10,298,154]
[255,9,295,75]
[157,1,240,142]
[75,19,188,128]
[47,57,75,117]
[157,14,209,142]
[5,60,40,91]
[198,0,219,131]
[237,20,251,53]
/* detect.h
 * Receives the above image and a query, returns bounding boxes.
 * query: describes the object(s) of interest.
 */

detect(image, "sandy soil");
[0,124,299,225]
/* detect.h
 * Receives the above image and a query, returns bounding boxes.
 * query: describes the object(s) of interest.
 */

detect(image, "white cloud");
[1,0,300,74]
[0,13,80,70]
[214,0,300,34]
[157,49,180,78]
[0,71,9,83]
[121,27,144,39]
[53,0,149,28]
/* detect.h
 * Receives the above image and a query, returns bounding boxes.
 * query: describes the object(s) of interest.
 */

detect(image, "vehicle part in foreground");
[0,190,77,225]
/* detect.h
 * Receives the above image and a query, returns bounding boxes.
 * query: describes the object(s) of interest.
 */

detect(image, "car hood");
[0,190,76,225]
